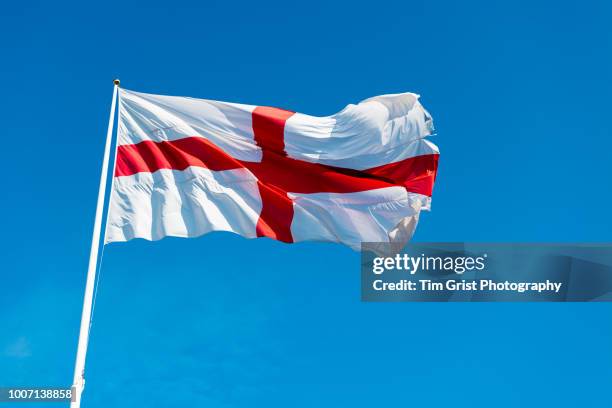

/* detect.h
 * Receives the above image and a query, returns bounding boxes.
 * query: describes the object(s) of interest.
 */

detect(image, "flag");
[104,89,439,250]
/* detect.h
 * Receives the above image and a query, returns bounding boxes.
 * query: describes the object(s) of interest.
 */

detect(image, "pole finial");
[113,79,120,86]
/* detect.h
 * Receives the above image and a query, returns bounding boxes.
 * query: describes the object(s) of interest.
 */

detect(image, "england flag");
[104,89,439,250]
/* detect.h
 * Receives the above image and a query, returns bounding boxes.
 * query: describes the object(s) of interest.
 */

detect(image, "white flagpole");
[71,79,120,408]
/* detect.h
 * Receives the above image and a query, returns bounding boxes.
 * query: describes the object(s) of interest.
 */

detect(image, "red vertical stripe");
[252,106,294,156]
[252,106,296,242]
[255,183,294,243]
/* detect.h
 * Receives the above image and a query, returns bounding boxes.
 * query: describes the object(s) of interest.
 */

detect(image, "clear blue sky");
[1,0,611,407]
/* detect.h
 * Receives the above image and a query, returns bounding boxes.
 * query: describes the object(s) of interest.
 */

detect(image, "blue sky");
[1,0,611,407]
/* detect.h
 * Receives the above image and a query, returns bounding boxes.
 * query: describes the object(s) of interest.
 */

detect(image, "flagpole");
[70,79,120,408]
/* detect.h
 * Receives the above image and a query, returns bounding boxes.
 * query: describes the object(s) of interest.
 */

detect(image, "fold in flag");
[105,89,439,250]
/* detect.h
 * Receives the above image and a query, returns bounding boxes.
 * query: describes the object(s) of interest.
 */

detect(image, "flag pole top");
[113,79,120,86]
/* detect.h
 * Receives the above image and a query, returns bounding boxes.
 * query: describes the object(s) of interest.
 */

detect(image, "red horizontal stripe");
[115,137,243,177]
[115,136,438,197]
[367,153,439,196]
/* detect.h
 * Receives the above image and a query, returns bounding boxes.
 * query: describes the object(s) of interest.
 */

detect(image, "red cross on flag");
[104,89,439,250]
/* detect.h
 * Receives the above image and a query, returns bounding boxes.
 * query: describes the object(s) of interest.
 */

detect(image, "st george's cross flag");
[104,89,439,250]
